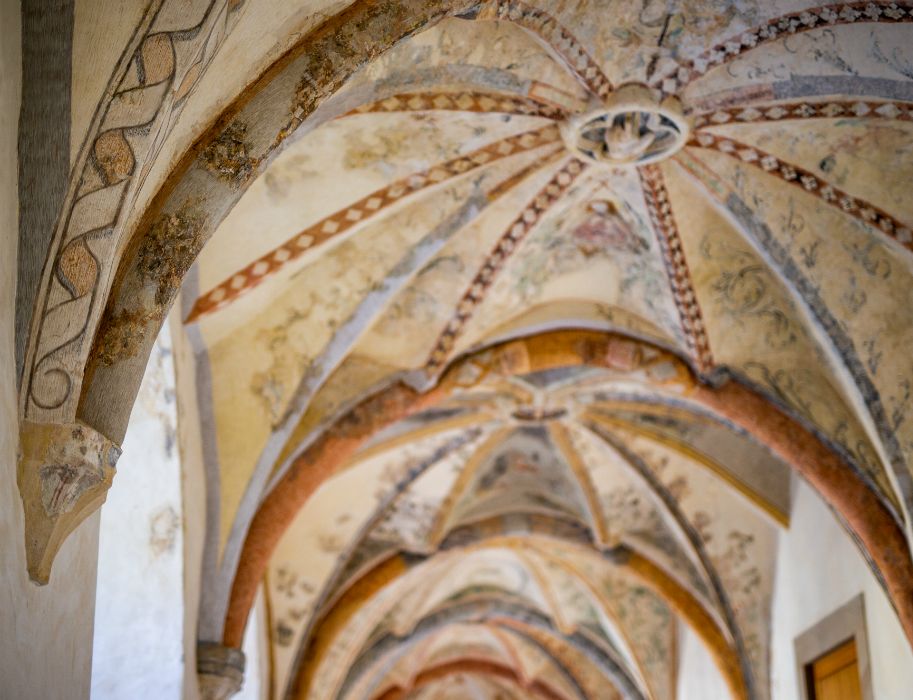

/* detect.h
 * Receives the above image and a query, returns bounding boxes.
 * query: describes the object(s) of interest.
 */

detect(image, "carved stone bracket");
[17,420,120,584]
[198,642,245,700]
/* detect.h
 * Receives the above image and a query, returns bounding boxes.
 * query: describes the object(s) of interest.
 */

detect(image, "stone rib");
[425,157,587,371]
[652,3,913,95]
[484,0,613,101]
[693,98,913,129]
[689,132,913,252]
[346,90,568,120]
[639,165,714,373]
[185,125,563,322]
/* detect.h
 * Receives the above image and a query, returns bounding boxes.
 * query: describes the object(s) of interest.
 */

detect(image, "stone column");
[197,641,245,700]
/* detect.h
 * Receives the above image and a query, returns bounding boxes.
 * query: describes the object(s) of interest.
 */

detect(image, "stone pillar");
[197,641,245,700]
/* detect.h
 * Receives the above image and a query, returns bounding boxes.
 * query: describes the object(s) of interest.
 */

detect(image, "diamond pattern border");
[426,157,587,371]
[694,99,913,129]
[689,132,913,252]
[639,164,714,373]
[185,125,563,322]
[489,0,613,100]
[653,2,913,94]
[348,90,567,120]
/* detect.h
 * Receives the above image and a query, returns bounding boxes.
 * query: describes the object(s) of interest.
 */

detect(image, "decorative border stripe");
[346,90,567,119]
[425,157,587,371]
[639,165,714,373]
[185,126,562,322]
[24,0,243,418]
[689,132,913,251]
[486,0,613,100]
[694,98,913,128]
[653,3,913,94]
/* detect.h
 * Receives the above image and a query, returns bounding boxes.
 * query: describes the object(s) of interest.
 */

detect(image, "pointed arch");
[222,329,913,663]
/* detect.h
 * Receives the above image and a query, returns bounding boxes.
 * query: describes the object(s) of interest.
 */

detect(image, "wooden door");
[807,639,863,700]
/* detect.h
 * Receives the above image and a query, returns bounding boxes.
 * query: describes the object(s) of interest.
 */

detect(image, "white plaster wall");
[770,479,913,699]
[237,588,269,700]
[90,316,270,699]
[675,620,730,700]
[91,325,186,698]
[0,2,102,698]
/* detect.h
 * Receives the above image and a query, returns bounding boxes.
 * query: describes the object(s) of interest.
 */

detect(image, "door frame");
[794,594,873,700]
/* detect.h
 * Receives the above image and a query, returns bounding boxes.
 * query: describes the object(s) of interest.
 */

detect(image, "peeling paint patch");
[95,309,157,366]
[200,121,256,186]
[137,208,206,306]
[149,505,180,556]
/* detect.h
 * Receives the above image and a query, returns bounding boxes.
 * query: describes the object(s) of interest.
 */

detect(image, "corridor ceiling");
[178,2,913,698]
[20,1,913,699]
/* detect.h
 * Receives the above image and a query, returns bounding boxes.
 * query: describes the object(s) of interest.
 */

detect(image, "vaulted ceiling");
[164,2,913,698]
[17,1,913,699]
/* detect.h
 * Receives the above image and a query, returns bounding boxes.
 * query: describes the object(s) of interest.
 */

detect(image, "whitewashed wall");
[770,479,913,699]
[91,325,186,698]
[237,590,270,700]
[675,477,913,700]
[676,621,730,700]
[92,320,268,699]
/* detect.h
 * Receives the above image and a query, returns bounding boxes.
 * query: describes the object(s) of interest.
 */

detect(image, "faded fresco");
[204,4,911,695]
[25,0,913,698]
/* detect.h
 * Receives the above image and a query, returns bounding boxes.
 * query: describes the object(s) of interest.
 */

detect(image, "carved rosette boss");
[561,83,689,167]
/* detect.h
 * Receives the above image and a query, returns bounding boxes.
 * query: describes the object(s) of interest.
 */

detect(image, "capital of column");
[198,642,246,700]
[17,420,120,584]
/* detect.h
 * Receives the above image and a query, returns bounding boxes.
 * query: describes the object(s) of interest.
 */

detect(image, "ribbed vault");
[15,1,913,698]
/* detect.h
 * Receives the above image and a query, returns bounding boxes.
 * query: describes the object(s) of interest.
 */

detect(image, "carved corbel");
[17,420,121,584]
[198,642,245,700]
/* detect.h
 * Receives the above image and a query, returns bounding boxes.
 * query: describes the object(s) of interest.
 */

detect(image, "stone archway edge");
[15,0,485,589]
